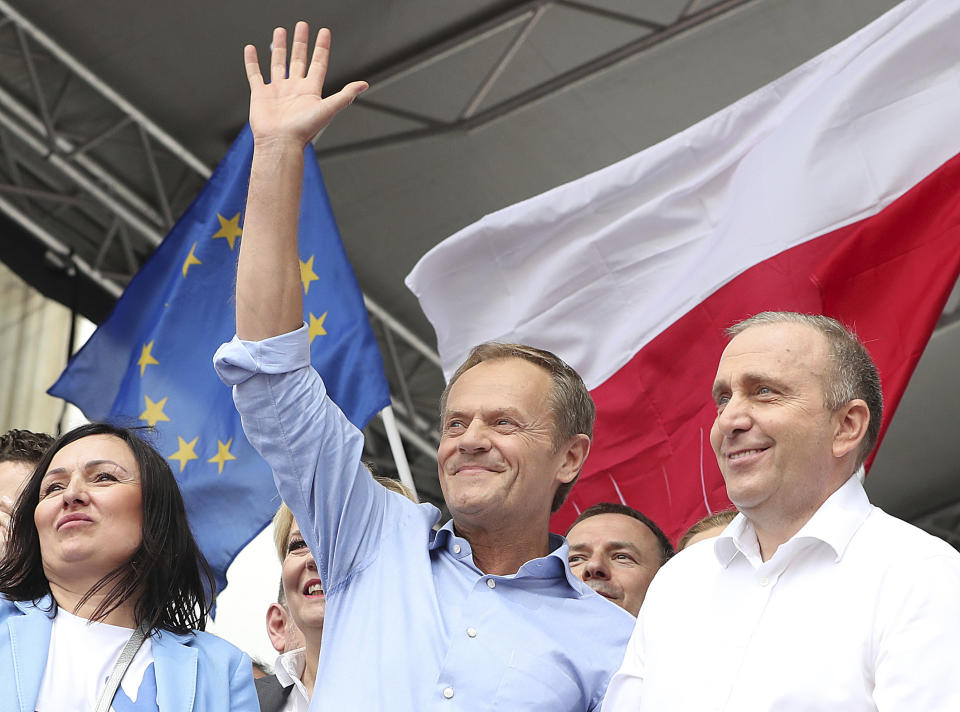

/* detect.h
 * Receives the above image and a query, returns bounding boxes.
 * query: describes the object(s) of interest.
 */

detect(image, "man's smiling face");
[709,322,842,526]
[437,358,575,530]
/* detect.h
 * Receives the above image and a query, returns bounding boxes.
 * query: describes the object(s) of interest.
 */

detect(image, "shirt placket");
[719,563,786,712]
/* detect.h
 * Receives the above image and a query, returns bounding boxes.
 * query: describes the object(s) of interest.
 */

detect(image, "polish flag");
[405,0,960,540]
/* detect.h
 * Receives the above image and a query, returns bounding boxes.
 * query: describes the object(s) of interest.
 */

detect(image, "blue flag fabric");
[48,126,390,592]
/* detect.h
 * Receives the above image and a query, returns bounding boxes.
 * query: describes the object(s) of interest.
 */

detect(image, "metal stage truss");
[0,0,445,502]
[0,0,957,526]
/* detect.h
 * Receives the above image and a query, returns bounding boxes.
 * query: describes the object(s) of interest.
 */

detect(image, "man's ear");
[833,399,870,460]
[266,602,289,653]
[557,434,591,485]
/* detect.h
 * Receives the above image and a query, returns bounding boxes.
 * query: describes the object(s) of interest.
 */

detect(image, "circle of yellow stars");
[142,211,333,477]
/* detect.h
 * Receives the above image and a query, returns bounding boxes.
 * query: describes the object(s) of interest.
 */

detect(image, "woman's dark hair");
[0,422,216,635]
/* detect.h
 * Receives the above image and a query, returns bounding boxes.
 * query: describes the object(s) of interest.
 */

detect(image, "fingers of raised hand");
[270,26,288,84]
[244,44,263,87]
[306,27,332,84]
[289,21,311,79]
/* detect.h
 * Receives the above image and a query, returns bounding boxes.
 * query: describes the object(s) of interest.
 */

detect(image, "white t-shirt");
[34,608,158,712]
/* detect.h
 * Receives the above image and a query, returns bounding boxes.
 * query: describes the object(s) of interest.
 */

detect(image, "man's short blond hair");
[439,342,595,512]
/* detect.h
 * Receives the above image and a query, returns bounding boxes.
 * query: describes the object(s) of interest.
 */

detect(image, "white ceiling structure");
[0,0,956,544]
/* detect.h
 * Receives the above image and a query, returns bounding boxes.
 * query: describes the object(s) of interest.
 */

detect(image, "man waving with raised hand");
[216,21,633,712]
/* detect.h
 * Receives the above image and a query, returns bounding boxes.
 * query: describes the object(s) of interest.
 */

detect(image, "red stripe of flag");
[552,149,960,538]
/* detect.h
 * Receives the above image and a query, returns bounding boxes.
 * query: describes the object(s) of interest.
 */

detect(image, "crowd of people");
[1,19,959,712]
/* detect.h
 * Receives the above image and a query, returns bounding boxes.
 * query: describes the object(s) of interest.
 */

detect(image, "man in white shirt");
[602,311,960,711]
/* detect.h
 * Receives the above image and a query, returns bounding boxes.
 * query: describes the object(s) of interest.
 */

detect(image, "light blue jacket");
[0,596,258,712]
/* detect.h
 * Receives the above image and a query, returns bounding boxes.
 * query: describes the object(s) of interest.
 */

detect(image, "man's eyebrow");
[604,540,644,555]
[740,372,791,391]
[711,380,728,400]
[443,407,525,420]
[712,373,791,399]
[488,407,524,419]
[569,540,644,554]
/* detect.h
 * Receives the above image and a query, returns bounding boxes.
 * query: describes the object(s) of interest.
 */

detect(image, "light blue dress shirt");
[215,325,633,712]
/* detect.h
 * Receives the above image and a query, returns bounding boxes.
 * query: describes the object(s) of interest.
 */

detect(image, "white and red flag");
[405,0,960,539]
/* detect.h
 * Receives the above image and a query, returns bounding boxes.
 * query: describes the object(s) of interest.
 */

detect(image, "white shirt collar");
[714,474,873,568]
[274,647,307,689]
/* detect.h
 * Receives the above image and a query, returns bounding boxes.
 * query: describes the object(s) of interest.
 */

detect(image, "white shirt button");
[443,687,454,699]
[466,627,477,638]
[453,544,461,554]
[759,577,769,587]
[486,578,496,589]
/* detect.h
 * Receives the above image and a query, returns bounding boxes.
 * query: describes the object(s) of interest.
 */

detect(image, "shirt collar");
[274,647,307,688]
[714,474,873,567]
[430,520,586,596]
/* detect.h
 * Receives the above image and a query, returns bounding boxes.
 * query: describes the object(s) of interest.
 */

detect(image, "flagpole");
[379,405,420,502]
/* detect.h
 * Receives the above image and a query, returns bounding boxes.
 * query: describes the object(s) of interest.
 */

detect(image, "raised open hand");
[244,22,367,148]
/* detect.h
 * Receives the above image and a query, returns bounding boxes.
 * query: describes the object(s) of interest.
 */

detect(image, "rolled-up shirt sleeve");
[214,325,386,592]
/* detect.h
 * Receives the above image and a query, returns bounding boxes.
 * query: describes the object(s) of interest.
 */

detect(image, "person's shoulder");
[858,507,960,562]
[0,595,52,620]
[578,585,637,624]
[159,628,250,664]
[255,673,282,692]
[191,628,248,654]
[0,595,16,621]
[659,536,725,578]
[639,540,725,613]
[255,674,291,712]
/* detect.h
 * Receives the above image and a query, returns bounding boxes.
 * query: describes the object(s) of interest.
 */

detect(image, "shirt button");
[759,577,769,586]
[443,687,454,699]
[453,544,461,554]
[466,627,477,638]
[486,578,496,589]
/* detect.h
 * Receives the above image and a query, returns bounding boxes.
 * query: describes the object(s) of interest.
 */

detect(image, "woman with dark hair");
[0,422,258,711]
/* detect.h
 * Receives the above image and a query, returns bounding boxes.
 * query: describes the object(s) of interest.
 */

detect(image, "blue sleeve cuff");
[213,323,311,385]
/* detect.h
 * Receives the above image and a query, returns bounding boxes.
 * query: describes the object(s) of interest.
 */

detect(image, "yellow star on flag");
[139,395,171,427]
[169,436,199,473]
[182,242,202,278]
[299,255,319,294]
[208,438,237,475]
[308,311,328,343]
[211,212,242,250]
[137,341,160,377]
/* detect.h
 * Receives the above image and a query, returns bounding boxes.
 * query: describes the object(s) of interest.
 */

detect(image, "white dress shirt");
[274,647,311,712]
[602,475,960,711]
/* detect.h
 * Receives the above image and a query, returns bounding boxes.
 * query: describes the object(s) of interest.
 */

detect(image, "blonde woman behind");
[256,475,415,712]
[676,510,738,552]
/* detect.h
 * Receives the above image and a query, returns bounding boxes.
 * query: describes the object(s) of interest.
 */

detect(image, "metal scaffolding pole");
[0,1,445,489]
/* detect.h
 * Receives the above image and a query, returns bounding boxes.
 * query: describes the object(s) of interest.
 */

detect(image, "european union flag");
[48,126,390,592]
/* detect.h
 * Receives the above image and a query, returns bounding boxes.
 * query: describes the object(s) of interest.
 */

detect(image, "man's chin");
[446,494,506,525]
